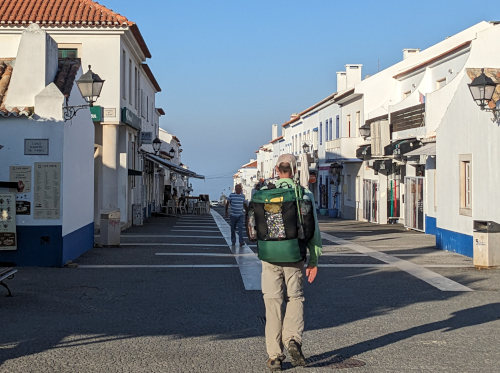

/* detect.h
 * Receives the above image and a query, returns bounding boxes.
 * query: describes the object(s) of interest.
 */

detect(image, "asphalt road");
[1,208,500,372]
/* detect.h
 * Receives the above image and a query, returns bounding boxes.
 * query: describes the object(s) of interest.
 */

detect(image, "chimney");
[345,64,362,89]
[336,71,347,92]
[403,48,420,60]
[5,24,59,108]
[271,124,278,140]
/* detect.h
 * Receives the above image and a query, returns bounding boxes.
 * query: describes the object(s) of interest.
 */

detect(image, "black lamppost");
[468,69,497,110]
[64,65,105,121]
[359,124,371,138]
[152,137,162,155]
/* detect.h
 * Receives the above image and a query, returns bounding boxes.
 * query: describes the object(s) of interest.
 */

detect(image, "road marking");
[321,232,473,292]
[171,229,220,232]
[211,210,261,290]
[120,243,228,247]
[174,225,217,228]
[155,252,255,257]
[78,265,239,268]
[121,234,224,239]
[318,264,472,268]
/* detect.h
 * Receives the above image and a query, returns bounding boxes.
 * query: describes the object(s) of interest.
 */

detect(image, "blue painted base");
[435,225,473,258]
[425,215,437,236]
[0,222,94,267]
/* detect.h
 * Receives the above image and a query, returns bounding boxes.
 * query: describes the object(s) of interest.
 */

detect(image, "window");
[58,48,78,58]
[356,111,360,137]
[347,114,351,137]
[319,122,323,145]
[128,60,132,104]
[299,133,302,152]
[121,50,126,99]
[436,78,446,90]
[459,154,472,216]
[134,67,139,109]
[336,115,340,138]
[329,119,333,141]
[403,90,411,98]
[146,96,149,122]
[325,121,328,142]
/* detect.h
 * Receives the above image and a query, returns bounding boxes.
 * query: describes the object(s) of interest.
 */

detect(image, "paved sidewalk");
[1,213,500,372]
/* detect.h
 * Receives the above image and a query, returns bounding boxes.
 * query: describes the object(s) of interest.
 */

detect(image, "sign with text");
[140,131,153,144]
[34,162,61,219]
[9,165,32,193]
[24,139,49,155]
[90,106,103,122]
[0,193,17,250]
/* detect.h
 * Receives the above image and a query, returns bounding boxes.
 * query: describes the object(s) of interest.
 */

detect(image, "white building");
[0,25,95,266]
[0,0,162,230]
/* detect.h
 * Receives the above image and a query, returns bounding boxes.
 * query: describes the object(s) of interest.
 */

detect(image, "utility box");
[100,209,120,246]
[473,220,500,268]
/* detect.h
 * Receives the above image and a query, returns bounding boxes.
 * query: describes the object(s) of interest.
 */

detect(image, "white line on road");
[211,210,261,290]
[155,252,255,257]
[120,243,228,247]
[321,232,473,292]
[78,265,239,268]
[172,228,219,233]
[121,235,224,239]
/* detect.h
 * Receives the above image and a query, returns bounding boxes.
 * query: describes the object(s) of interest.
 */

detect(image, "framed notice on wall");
[0,193,17,250]
[34,162,61,219]
[9,165,32,193]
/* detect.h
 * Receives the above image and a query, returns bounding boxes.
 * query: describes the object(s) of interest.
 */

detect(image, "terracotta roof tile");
[0,0,151,57]
[54,58,81,98]
[0,59,32,117]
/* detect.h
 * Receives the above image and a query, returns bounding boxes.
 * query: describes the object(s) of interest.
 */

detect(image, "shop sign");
[34,162,61,220]
[0,193,17,250]
[140,131,153,144]
[90,106,103,122]
[121,107,141,130]
[24,139,49,155]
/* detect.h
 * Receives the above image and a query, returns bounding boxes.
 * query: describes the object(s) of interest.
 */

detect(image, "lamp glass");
[152,138,161,153]
[76,65,105,105]
[468,70,496,109]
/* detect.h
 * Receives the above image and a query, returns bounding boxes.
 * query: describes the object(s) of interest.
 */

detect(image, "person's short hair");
[277,162,292,174]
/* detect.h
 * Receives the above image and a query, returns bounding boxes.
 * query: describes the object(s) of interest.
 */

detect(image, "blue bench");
[0,267,17,297]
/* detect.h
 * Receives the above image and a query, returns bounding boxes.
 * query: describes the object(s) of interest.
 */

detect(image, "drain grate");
[306,355,366,369]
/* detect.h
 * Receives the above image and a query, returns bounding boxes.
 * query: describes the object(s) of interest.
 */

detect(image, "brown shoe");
[287,339,306,366]
[266,357,282,371]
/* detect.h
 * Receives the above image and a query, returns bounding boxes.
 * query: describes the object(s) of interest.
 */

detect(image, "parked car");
[210,200,219,207]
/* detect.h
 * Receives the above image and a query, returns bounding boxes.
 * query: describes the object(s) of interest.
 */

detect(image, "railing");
[390,103,425,132]
[325,137,364,159]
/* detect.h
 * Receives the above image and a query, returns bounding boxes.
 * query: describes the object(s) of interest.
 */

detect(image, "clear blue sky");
[104,0,493,199]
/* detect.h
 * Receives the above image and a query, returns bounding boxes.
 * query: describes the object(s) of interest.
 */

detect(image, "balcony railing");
[390,103,425,132]
[325,137,364,159]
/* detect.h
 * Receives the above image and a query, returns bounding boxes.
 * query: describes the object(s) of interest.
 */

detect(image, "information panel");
[0,193,17,250]
[34,162,61,219]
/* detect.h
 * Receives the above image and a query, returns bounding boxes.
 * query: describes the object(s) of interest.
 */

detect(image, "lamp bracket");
[63,104,90,121]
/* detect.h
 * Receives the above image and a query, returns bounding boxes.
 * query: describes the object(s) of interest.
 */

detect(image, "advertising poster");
[10,165,32,193]
[34,162,61,219]
[0,193,17,250]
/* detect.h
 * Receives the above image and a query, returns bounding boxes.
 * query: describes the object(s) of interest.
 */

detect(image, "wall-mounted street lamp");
[152,137,162,155]
[302,142,311,153]
[468,68,500,122]
[359,124,371,138]
[63,65,105,121]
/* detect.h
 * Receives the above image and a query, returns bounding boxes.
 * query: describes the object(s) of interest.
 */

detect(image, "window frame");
[459,154,472,216]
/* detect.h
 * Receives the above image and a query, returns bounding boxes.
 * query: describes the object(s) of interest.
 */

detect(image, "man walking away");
[252,154,322,371]
[225,183,247,247]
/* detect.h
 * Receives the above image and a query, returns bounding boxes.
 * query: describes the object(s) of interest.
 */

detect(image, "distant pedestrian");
[225,183,247,247]
[249,154,322,371]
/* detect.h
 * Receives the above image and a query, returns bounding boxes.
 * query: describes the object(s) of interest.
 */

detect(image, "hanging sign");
[0,193,17,250]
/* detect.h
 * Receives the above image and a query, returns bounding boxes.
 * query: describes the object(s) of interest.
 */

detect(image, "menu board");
[0,193,17,250]
[10,165,32,193]
[34,162,61,219]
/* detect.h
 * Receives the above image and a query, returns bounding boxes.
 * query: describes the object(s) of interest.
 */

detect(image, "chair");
[166,200,176,215]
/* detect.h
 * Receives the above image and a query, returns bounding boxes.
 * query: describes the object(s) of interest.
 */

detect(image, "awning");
[384,138,421,156]
[144,153,204,179]
[405,142,436,157]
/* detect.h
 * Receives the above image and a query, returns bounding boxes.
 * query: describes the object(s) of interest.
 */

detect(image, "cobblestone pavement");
[1,208,500,372]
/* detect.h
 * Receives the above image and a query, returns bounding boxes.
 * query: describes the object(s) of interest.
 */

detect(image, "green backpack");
[248,181,315,263]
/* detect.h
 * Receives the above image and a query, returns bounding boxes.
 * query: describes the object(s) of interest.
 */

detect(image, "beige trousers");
[261,260,305,359]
